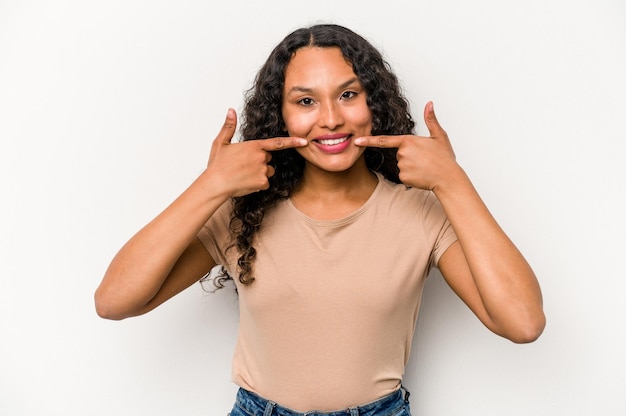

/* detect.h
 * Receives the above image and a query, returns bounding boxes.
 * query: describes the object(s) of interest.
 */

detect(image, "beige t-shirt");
[198,174,457,411]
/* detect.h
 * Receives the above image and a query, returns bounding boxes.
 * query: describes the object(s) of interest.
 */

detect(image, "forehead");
[284,46,357,86]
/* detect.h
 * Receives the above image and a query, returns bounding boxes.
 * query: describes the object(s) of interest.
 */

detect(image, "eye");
[341,91,357,100]
[297,97,314,106]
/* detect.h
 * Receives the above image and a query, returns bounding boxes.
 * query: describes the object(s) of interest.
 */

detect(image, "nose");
[318,100,344,130]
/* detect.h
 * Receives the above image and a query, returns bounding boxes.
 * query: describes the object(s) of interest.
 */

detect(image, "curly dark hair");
[212,24,415,289]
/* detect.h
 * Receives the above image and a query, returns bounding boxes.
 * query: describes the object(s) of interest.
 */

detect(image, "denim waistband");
[234,386,410,416]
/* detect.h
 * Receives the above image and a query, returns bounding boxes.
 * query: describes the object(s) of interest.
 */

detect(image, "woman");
[95,24,545,415]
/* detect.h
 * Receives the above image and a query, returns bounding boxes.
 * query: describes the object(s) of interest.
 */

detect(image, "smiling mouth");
[315,136,350,146]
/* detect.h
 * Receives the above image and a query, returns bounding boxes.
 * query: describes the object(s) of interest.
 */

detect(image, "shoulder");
[375,175,451,234]
[198,200,233,241]
[377,174,437,211]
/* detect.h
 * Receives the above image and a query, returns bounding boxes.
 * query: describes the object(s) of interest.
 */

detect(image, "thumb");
[216,108,238,145]
[424,101,445,138]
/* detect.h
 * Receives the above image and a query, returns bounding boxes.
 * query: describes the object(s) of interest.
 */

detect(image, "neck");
[291,158,378,220]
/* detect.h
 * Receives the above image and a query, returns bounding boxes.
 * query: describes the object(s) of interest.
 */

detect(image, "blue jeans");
[228,386,411,416]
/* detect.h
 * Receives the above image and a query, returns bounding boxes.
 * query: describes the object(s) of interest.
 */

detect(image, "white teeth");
[318,137,348,145]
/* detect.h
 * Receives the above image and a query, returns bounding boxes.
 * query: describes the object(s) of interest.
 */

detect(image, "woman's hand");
[357,101,545,342]
[354,101,459,191]
[205,109,308,197]
[95,109,307,319]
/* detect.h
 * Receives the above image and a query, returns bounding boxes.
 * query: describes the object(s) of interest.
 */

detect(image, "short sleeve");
[196,200,235,274]
[422,192,458,268]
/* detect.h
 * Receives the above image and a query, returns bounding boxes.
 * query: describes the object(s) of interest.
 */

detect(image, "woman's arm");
[93,171,224,320]
[355,102,545,342]
[434,169,545,343]
[94,109,308,320]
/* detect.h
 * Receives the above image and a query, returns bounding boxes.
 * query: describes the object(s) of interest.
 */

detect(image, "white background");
[1,1,625,415]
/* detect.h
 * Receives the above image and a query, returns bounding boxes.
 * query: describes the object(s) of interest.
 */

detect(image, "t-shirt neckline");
[286,172,384,227]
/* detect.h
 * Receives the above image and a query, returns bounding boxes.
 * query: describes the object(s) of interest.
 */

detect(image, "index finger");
[353,135,404,148]
[257,136,308,151]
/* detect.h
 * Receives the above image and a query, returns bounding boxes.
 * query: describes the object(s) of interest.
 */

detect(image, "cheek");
[352,108,373,134]
[284,112,316,136]
[361,118,373,135]
[343,98,373,131]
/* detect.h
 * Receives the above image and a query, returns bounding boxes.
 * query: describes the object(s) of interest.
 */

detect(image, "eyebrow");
[286,77,360,95]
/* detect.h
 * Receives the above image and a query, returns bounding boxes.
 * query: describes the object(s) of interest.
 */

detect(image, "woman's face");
[282,46,372,174]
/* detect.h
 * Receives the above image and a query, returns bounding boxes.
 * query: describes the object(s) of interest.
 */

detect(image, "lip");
[312,134,352,154]
[314,133,350,141]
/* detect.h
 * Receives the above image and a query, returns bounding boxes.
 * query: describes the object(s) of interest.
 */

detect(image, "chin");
[301,149,366,172]
[310,158,365,173]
